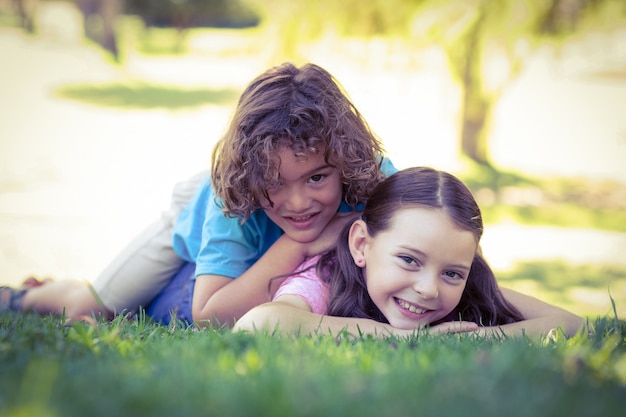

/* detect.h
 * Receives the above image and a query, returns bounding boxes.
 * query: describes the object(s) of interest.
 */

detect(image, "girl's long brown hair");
[318,167,524,326]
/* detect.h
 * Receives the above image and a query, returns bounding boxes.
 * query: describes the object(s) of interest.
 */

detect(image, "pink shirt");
[272,256,330,314]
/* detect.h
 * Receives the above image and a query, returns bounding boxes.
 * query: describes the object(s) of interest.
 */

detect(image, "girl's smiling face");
[352,207,477,329]
[262,146,343,244]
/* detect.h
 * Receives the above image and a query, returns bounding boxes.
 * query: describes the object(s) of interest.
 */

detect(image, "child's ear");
[348,219,368,267]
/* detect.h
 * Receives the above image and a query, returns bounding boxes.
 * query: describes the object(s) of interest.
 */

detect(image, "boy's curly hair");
[211,62,386,220]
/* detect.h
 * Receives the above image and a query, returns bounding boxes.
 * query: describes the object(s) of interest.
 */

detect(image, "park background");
[0,0,625,319]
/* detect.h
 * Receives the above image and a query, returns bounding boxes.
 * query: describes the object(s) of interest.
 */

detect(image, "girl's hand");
[384,321,478,337]
[372,318,478,337]
[427,320,479,335]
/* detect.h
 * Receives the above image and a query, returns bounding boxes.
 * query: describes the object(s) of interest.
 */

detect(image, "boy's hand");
[303,212,360,258]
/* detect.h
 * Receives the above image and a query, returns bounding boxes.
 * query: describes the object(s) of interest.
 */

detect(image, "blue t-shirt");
[172,157,397,279]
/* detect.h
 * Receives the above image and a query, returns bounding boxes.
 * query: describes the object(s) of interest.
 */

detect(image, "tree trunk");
[460,94,491,166]
[78,0,122,61]
[100,0,122,61]
[457,9,491,167]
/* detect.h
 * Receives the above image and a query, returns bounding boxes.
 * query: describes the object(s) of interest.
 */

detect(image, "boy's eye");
[265,182,283,194]
[308,174,325,183]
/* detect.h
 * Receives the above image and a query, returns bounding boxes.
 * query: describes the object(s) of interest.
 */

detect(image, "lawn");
[1,311,625,417]
[2,13,625,417]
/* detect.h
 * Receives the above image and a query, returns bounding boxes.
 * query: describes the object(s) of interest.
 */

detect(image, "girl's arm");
[233,295,478,337]
[191,213,356,327]
[477,288,584,338]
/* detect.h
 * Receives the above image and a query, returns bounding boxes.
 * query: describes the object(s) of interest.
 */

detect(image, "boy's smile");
[262,146,343,244]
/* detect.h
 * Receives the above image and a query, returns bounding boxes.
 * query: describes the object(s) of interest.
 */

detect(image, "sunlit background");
[1,0,625,318]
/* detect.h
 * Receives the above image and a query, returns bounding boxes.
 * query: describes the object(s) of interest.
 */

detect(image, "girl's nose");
[413,273,439,299]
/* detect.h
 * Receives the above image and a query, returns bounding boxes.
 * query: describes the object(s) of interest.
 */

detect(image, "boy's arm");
[191,213,356,327]
[191,235,309,327]
[233,296,478,337]
[476,288,584,338]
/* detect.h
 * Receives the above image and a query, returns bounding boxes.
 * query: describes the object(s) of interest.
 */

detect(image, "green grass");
[1,312,625,417]
[495,261,626,319]
[460,163,626,233]
[54,83,241,110]
[481,204,626,233]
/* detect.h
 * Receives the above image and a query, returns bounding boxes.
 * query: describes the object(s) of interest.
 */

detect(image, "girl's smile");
[356,207,477,329]
[395,297,430,317]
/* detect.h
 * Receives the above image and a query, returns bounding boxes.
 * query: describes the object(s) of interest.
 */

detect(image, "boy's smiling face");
[262,146,343,243]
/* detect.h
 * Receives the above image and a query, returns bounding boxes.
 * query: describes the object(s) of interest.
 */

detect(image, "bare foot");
[21,277,54,288]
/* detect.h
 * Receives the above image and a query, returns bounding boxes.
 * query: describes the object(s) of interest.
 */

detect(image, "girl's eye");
[308,174,325,184]
[399,255,418,266]
[443,271,465,281]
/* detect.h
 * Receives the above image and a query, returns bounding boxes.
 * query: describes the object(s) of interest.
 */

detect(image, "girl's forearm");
[476,313,584,339]
[233,301,400,337]
[233,301,479,337]
[492,287,584,338]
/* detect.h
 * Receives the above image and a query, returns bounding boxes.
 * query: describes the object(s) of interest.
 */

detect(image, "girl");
[233,167,583,338]
[0,62,397,326]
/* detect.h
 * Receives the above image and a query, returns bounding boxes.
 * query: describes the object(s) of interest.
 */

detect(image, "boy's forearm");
[192,235,311,326]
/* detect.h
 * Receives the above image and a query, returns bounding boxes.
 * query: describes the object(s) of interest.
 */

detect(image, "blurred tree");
[126,0,258,29]
[413,0,626,167]
[78,0,123,61]
[245,0,420,59]
[125,0,258,52]
[8,0,123,59]
[12,0,37,33]
[245,0,626,167]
